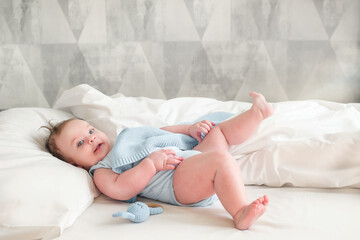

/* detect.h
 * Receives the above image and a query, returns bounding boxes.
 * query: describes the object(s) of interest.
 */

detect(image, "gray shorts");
[138,148,218,207]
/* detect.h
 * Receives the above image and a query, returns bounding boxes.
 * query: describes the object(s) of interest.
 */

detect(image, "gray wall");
[0,0,359,109]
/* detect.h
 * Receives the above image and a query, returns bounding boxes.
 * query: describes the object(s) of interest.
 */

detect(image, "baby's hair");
[41,118,79,163]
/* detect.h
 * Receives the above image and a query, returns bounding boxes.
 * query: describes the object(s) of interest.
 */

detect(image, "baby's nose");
[89,135,96,143]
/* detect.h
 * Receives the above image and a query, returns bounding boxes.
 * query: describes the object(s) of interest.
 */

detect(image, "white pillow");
[0,107,99,237]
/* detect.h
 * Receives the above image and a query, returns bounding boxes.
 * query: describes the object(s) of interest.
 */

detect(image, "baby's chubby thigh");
[173,151,232,205]
[193,125,230,153]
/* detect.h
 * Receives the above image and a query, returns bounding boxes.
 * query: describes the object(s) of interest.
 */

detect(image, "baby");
[45,92,273,230]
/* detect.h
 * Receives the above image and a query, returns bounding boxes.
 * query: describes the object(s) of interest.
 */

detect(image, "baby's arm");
[160,124,191,135]
[93,149,183,201]
[161,120,215,142]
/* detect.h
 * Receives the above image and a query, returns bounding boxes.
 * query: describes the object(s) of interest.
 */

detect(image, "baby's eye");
[77,140,84,147]
[89,129,94,134]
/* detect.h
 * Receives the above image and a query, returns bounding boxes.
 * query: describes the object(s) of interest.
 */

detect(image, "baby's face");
[55,119,111,170]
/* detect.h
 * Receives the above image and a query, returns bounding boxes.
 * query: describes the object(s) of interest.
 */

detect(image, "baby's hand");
[188,120,216,143]
[147,149,184,172]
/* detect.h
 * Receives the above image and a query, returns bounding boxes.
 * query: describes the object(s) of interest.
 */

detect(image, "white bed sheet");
[59,186,360,240]
[2,84,360,240]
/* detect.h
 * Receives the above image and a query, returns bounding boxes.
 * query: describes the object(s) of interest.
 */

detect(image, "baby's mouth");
[94,143,102,153]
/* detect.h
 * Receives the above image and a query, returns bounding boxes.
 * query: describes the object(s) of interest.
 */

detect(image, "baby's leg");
[173,151,268,230]
[194,92,273,153]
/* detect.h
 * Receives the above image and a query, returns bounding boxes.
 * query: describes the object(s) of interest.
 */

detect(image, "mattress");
[60,187,360,240]
[1,84,359,240]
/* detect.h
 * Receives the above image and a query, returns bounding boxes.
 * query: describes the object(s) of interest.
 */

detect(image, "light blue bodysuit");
[89,112,234,206]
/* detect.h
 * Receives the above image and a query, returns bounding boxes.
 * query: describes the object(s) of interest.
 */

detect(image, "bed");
[1,84,360,240]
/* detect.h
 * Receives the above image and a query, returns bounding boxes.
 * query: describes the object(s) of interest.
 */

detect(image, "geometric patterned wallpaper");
[0,0,359,109]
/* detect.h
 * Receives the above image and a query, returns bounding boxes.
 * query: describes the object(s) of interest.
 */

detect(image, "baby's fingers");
[199,122,211,131]
[200,120,215,130]
[162,157,183,171]
[201,124,216,137]
[167,156,184,165]
[161,149,176,156]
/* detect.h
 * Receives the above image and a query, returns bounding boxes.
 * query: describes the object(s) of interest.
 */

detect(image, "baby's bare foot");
[234,195,269,230]
[249,92,274,119]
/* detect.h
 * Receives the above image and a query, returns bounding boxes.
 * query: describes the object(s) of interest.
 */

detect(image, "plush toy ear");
[112,211,136,221]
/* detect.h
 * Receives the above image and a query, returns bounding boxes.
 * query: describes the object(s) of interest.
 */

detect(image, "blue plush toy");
[112,202,163,223]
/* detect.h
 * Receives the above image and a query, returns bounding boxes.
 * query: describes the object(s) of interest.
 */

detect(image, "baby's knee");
[209,150,235,167]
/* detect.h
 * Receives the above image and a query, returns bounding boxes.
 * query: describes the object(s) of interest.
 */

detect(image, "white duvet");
[1,84,360,239]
